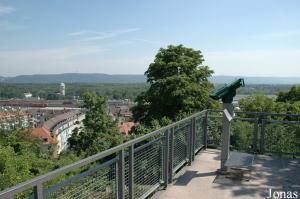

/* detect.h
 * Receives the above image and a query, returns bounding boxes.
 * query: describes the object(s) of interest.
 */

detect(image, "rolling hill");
[0,73,299,84]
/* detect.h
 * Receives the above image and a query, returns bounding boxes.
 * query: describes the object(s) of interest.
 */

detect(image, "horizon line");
[1,73,300,78]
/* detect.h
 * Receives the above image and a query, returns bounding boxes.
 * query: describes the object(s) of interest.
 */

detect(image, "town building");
[0,107,32,130]
[31,110,85,155]
[60,83,65,96]
[118,122,135,135]
[24,92,33,99]
[108,100,134,122]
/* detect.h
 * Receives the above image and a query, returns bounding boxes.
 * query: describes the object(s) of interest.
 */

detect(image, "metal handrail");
[207,109,300,118]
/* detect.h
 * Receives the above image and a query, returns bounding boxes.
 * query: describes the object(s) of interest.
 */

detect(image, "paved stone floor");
[154,149,300,199]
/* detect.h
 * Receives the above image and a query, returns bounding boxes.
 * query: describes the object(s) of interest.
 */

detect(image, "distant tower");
[60,83,65,96]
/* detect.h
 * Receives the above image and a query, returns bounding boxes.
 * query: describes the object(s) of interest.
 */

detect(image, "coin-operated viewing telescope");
[210,78,245,103]
[210,78,246,171]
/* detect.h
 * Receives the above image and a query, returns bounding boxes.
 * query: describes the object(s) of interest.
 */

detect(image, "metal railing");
[206,110,300,156]
[0,111,207,199]
[1,109,300,199]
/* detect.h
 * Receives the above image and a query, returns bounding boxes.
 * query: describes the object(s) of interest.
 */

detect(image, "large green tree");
[132,44,215,124]
[68,92,121,156]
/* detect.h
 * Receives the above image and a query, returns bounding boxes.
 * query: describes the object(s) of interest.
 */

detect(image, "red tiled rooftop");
[118,122,135,135]
[31,127,57,144]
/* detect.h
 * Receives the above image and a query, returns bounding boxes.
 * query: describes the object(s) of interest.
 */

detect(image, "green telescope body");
[210,78,245,103]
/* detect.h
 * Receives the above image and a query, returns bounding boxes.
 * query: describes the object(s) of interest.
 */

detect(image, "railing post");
[33,183,43,199]
[163,130,170,189]
[203,111,208,149]
[253,118,258,153]
[192,117,196,161]
[168,127,174,183]
[128,145,134,199]
[260,119,265,154]
[117,149,125,199]
[188,119,194,166]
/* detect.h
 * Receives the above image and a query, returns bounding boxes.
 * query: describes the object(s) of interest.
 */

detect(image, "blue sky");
[0,0,299,76]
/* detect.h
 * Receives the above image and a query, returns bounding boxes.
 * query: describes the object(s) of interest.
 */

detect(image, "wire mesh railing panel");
[207,116,222,147]
[264,122,300,156]
[124,155,129,199]
[172,122,189,169]
[15,187,34,199]
[195,116,205,151]
[44,161,116,199]
[133,139,163,198]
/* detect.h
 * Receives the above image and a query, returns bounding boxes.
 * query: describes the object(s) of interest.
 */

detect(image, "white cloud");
[97,56,153,73]
[204,50,300,76]
[0,4,15,15]
[0,46,107,76]
[0,5,23,31]
[68,28,140,42]
[106,40,135,47]
[0,21,26,31]
[67,30,93,36]
[253,30,300,39]
[2,45,299,77]
[134,38,166,46]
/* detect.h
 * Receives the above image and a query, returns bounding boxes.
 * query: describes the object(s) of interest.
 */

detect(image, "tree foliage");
[0,130,78,191]
[239,88,300,115]
[68,92,121,156]
[132,45,216,124]
[234,87,300,156]
[277,85,300,103]
[0,83,147,100]
[239,94,275,113]
[0,82,297,101]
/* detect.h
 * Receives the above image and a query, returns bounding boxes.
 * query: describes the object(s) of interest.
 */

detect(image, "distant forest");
[0,83,297,100]
[0,83,148,100]
[1,73,300,84]
[224,84,295,95]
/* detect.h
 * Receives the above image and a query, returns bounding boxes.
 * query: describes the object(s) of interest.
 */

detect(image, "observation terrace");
[0,109,299,199]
